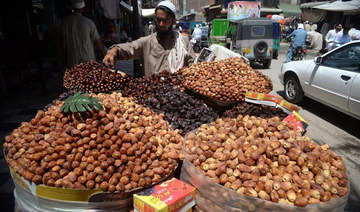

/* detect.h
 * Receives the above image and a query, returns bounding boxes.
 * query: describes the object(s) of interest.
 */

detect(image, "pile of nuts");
[145,85,218,135]
[63,61,131,93]
[121,71,183,104]
[185,115,348,207]
[181,57,273,102]
[4,93,183,192]
[223,102,288,119]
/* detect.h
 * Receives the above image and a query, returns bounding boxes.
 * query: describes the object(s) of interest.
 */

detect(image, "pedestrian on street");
[332,26,351,49]
[307,31,323,56]
[191,24,202,43]
[61,0,105,69]
[103,1,195,76]
[285,23,307,63]
[325,24,342,51]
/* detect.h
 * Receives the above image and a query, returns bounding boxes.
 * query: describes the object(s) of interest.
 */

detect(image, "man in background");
[307,30,323,56]
[61,0,104,69]
[325,24,342,51]
[285,23,307,63]
[333,26,351,49]
[191,24,202,44]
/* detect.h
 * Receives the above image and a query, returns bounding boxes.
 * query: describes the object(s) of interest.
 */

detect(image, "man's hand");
[103,48,118,67]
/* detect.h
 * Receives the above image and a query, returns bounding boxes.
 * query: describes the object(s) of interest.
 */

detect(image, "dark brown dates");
[223,102,288,119]
[144,85,217,135]
[63,61,131,93]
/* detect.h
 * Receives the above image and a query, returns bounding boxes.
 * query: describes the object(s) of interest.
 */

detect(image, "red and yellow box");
[134,178,196,212]
[245,92,281,104]
[283,111,309,133]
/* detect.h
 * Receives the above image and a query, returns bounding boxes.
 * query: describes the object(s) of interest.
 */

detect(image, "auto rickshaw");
[208,19,231,47]
[272,20,281,59]
[228,18,273,68]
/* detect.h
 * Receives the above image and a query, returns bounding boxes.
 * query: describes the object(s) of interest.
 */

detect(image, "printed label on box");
[134,178,196,212]
[283,111,309,133]
[245,92,300,113]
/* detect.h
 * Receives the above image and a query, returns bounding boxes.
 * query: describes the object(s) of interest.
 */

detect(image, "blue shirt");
[286,28,307,47]
[334,32,351,44]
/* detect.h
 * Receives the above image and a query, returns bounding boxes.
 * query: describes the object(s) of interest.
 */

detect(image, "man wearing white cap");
[61,0,104,68]
[191,24,202,44]
[103,1,195,76]
[285,23,307,62]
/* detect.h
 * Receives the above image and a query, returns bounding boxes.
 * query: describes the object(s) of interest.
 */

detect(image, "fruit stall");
[3,56,349,211]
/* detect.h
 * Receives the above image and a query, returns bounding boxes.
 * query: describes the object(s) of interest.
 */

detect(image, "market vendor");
[103,1,195,76]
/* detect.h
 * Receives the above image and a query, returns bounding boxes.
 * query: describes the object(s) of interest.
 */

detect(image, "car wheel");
[284,75,304,103]
[263,59,271,69]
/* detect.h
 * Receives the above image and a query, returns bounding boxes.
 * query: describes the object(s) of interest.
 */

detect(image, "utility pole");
[131,0,143,78]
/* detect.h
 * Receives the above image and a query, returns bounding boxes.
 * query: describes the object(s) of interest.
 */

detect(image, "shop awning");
[277,4,301,18]
[300,2,329,9]
[313,0,360,12]
[261,8,283,14]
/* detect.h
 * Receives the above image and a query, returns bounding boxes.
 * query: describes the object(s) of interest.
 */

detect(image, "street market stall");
[3,46,350,211]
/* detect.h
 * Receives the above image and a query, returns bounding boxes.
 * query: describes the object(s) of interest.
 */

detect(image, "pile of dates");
[145,85,218,135]
[121,71,183,104]
[185,115,349,207]
[223,102,288,119]
[44,90,77,111]
[4,93,183,192]
[63,61,131,93]
[181,57,273,102]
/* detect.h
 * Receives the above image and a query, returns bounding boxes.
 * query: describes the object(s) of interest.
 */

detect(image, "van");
[228,18,273,68]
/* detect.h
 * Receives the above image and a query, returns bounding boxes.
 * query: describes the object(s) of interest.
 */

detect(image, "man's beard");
[156,25,173,38]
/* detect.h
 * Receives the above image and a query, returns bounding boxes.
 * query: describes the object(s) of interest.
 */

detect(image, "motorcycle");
[190,38,201,53]
[291,46,307,61]
[286,37,307,61]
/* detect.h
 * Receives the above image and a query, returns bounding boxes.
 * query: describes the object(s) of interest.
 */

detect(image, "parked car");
[279,40,360,120]
[228,18,273,69]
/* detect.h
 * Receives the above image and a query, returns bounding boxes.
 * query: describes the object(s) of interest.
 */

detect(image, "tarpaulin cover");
[278,4,301,18]
[301,8,327,23]
[313,0,360,12]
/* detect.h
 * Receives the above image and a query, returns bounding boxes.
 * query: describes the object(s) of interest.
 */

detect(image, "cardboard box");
[245,92,300,113]
[283,111,309,134]
[134,178,196,212]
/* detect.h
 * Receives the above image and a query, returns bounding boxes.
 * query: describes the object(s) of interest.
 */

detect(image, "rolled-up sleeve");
[111,37,147,60]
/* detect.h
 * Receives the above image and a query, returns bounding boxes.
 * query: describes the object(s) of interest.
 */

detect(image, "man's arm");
[286,30,295,40]
[325,31,332,43]
[103,37,147,67]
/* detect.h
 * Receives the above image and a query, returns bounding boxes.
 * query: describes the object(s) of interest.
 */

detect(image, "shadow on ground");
[276,91,360,139]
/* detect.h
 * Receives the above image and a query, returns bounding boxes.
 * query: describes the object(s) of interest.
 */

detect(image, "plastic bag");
[180,158,349,212]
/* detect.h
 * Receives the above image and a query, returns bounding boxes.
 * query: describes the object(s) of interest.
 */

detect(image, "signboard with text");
[227,1,261,20]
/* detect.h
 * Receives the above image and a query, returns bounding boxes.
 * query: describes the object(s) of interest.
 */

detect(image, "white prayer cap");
[72,0,85,9]
[297,23,304,29]
[156,1,176,16]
